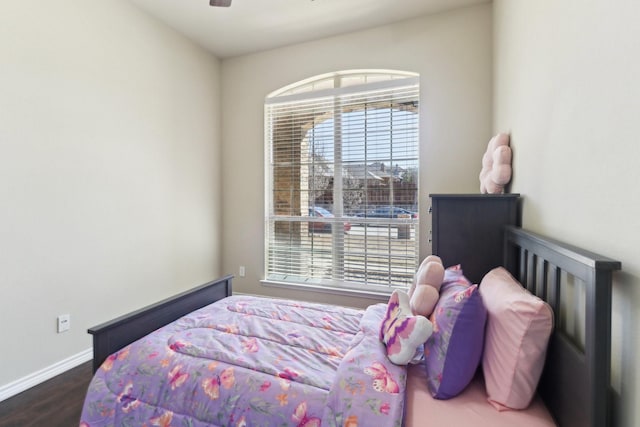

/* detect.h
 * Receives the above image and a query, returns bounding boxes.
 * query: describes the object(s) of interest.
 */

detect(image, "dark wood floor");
[0,361,92,427]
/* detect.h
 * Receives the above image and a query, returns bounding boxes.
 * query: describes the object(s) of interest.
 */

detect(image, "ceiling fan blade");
[210,0,232,6]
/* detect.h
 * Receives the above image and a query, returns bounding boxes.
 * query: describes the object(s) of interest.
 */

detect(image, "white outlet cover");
[57,314,70,333]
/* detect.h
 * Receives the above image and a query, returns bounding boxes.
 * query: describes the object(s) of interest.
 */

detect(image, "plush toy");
[379,256,445,365]
[380,289,433,365]
[408,255,445,317]
[479,133,512,194]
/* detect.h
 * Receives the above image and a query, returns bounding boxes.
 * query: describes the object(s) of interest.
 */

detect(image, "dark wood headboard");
[504,227,621,427]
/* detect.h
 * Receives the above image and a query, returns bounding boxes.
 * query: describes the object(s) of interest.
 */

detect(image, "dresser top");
[430,193,520,199]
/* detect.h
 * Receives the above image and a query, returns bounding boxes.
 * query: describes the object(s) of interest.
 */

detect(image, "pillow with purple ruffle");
[423,265,487,399]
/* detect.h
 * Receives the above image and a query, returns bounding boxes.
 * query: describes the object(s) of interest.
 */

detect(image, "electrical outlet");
[57,314,70,333]
[239,265,246,277]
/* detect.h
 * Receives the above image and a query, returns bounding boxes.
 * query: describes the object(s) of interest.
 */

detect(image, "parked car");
[308,206,351,232]
[357,206,418,219]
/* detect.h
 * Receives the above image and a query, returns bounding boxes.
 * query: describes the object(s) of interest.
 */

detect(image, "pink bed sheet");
[404,364,557,427]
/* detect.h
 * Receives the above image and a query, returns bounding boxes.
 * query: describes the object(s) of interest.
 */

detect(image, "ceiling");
[129,0,490,59]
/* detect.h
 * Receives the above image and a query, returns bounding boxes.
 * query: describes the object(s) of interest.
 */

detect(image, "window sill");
[260,279,392,302]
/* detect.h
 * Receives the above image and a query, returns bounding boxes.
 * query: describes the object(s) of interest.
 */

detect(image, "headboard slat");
[538,259,548,299]
[526,251,537,293]
[549,264,561,320]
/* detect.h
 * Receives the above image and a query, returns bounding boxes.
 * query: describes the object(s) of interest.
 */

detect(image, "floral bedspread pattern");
[80,296,406,427]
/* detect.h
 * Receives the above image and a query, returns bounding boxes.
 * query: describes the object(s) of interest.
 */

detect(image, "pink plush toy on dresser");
[479,133,513,194]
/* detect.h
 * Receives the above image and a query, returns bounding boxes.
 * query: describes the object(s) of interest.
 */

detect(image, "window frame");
[264,70,420,295]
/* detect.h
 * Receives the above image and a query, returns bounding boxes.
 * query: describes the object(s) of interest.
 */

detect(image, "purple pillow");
[423,265,487,399]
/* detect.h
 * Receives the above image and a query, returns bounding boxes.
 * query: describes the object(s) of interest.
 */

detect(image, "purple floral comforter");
[80,295,406,427]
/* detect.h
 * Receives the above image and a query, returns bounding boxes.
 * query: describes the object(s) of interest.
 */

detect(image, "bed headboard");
[503,226,621,427]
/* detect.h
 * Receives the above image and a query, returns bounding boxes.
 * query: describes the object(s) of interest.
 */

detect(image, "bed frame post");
[586,267,614,426]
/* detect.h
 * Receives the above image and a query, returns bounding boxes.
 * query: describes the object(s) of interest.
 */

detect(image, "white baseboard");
[0,348,92,403]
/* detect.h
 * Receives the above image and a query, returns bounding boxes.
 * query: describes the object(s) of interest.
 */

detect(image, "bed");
[81,226,620,427]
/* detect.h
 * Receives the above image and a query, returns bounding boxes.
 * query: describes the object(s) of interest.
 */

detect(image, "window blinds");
[265,75,419,292]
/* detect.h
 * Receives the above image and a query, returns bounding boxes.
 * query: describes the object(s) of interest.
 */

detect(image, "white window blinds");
[265,72,419,293]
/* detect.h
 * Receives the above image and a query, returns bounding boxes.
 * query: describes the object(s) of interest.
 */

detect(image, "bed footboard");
[88,275,233,373]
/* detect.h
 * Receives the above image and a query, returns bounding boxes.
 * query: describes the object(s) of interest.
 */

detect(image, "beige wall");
[220,4,493,308]
[493,1,640,426]
[0,0,222,387]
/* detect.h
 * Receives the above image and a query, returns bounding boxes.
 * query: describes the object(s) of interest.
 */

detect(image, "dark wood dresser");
[430,194,521,284]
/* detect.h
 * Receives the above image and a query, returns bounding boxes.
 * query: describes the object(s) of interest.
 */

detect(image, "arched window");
[265,70,419,293]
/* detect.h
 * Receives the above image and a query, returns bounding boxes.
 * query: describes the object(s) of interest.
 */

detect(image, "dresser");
[429,194,521,284]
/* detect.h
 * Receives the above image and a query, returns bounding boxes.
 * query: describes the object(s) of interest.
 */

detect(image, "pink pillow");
[479,267,554,410]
